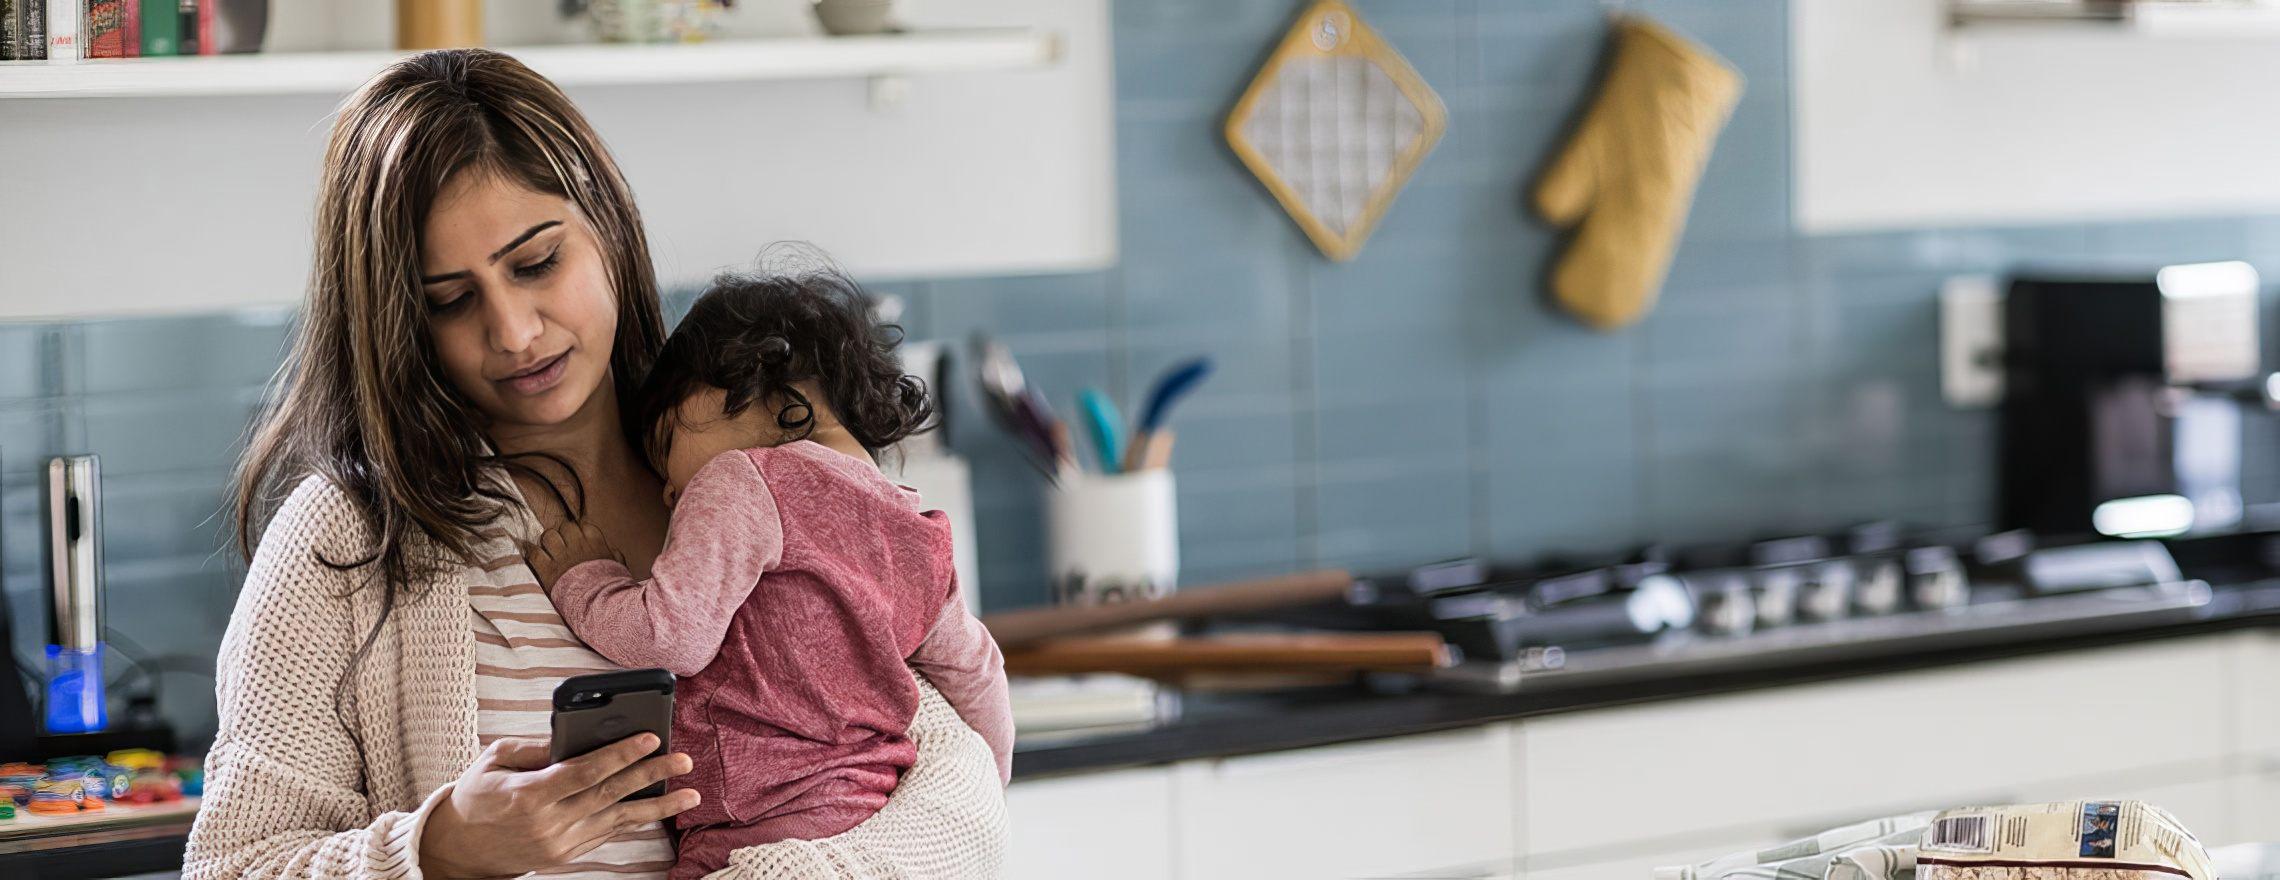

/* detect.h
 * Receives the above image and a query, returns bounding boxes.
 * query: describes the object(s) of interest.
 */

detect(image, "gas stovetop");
[1433,579,2212,694]
[1267,526,2229,695]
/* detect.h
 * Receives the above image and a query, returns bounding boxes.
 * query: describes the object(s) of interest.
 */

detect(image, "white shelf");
[0,29,1059,99]
[1950,0,2280,35]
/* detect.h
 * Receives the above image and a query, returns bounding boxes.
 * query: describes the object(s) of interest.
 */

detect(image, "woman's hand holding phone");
[418,733,699,880]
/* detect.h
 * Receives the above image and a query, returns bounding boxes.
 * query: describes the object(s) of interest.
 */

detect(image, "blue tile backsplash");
[11,0,2280,745]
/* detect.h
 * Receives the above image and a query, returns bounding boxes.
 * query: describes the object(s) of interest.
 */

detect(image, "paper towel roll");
[895,451,982,616]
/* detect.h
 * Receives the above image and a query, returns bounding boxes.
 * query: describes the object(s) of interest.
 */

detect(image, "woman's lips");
[500,352,570,396]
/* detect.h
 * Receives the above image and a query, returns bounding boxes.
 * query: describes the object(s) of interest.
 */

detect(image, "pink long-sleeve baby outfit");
[549,442,1012,879]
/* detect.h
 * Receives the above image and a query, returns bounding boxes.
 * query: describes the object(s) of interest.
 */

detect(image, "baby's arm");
[907,581,1014,784]
[544,451,785,678]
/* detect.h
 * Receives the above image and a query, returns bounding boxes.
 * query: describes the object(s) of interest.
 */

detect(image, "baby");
[525,269,1012,880]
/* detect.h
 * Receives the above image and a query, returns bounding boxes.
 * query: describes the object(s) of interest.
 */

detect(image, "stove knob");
[1797,560,1854,621]
[1752,568,1800,628]
[1853,558,1904,615]
[1906,547,1970,610]
[1689,574,1756,636]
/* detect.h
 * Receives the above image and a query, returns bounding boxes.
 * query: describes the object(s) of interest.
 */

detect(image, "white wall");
[1793,0,2280,232]
[0,0,1114,320]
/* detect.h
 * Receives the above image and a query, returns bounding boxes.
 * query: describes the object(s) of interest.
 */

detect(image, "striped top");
[466,527,676,879]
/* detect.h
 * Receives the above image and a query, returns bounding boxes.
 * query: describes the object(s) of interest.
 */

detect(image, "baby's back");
[673,442,957,842]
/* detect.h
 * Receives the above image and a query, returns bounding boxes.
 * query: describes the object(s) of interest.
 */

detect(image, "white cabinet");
[1005,768,1178,880]
[1170,725,1520,880]
[1000,631,2265,879]
[2231,629,2280,759]
[1517,637,2231,862]
[2241,768,2280,847]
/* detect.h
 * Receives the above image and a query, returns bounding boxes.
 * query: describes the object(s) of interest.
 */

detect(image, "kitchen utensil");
[1226,0,1448,261]
[43,455,106,734]
[992,402,1059,480]
[1123,357,1213,472]
[1132,430,1176,472]
[934,344,954,450]
[971,335,1061,480]
[1137,357,1213,434]
[1017,388,1072,469]
[1077,387,1125,474]
[972,333,1027,398]
[985,569,1355,649]
[999,390,1067,478]
[1001,632,1452,678]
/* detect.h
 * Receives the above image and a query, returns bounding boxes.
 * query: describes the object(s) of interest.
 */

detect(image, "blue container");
[43,645,106,734]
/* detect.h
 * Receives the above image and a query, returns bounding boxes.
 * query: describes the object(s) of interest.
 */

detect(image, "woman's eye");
[428,292,472,315]
[515,250,561,280]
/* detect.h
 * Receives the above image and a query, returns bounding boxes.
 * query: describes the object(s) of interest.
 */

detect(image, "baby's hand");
[523,521,625,588]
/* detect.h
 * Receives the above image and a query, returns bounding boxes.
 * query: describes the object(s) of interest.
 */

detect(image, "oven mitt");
[1533,17,1742,331]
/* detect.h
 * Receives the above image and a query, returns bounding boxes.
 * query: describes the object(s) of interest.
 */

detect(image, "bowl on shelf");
[813,0,894,36]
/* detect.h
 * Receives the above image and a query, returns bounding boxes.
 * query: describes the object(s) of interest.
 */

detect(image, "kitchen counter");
[1009,578,2280,781]
[21,578,2280,879]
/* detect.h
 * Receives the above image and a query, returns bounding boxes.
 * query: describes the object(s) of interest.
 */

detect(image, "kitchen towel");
[1533,16,1741,331]
[1226,0,1447,261]
[1654,812,1930,880]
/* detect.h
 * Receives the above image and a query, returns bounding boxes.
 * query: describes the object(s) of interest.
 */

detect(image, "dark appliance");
[1999,262,2272,539]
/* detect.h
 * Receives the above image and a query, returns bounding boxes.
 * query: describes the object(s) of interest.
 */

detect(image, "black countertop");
[22,569,2280,879]
[1008,578,2280,781]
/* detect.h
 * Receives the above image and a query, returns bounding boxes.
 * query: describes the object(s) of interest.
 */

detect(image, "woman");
[184,49,1004,880]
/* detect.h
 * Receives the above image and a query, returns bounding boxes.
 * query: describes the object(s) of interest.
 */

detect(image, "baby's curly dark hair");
[633,266,932,468]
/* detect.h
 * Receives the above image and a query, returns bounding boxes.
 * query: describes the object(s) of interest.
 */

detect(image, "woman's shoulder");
[225,476,382,653]
[250,474,377,572]
[274,472,367,532]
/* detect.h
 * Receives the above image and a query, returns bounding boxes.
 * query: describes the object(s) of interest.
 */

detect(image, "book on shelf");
[19,0,47,60]
[190,0,207,55]
[7,0,201,61]
[85,0,123,58]
[137,0,169,55]
[172,0,191,55]
[42,0,72,63]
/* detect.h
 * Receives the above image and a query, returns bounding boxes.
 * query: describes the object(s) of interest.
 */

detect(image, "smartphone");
[550,668,674,800]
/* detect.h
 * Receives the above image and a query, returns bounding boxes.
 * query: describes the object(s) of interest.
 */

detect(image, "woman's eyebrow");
[488,220,563,263]
[419,220,564,285]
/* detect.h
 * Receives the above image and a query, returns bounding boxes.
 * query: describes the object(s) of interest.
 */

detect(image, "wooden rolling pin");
[982,569,1355,650]
[1001,632,1453,678]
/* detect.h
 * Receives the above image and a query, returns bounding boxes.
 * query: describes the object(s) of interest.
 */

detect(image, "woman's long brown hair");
[231,49,666,710]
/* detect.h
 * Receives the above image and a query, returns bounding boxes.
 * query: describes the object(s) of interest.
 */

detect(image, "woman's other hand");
[525,520,624,588]
[419,733,699,879]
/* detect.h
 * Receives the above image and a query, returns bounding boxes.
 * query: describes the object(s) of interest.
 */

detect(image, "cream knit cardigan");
[184,476,1006,880]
